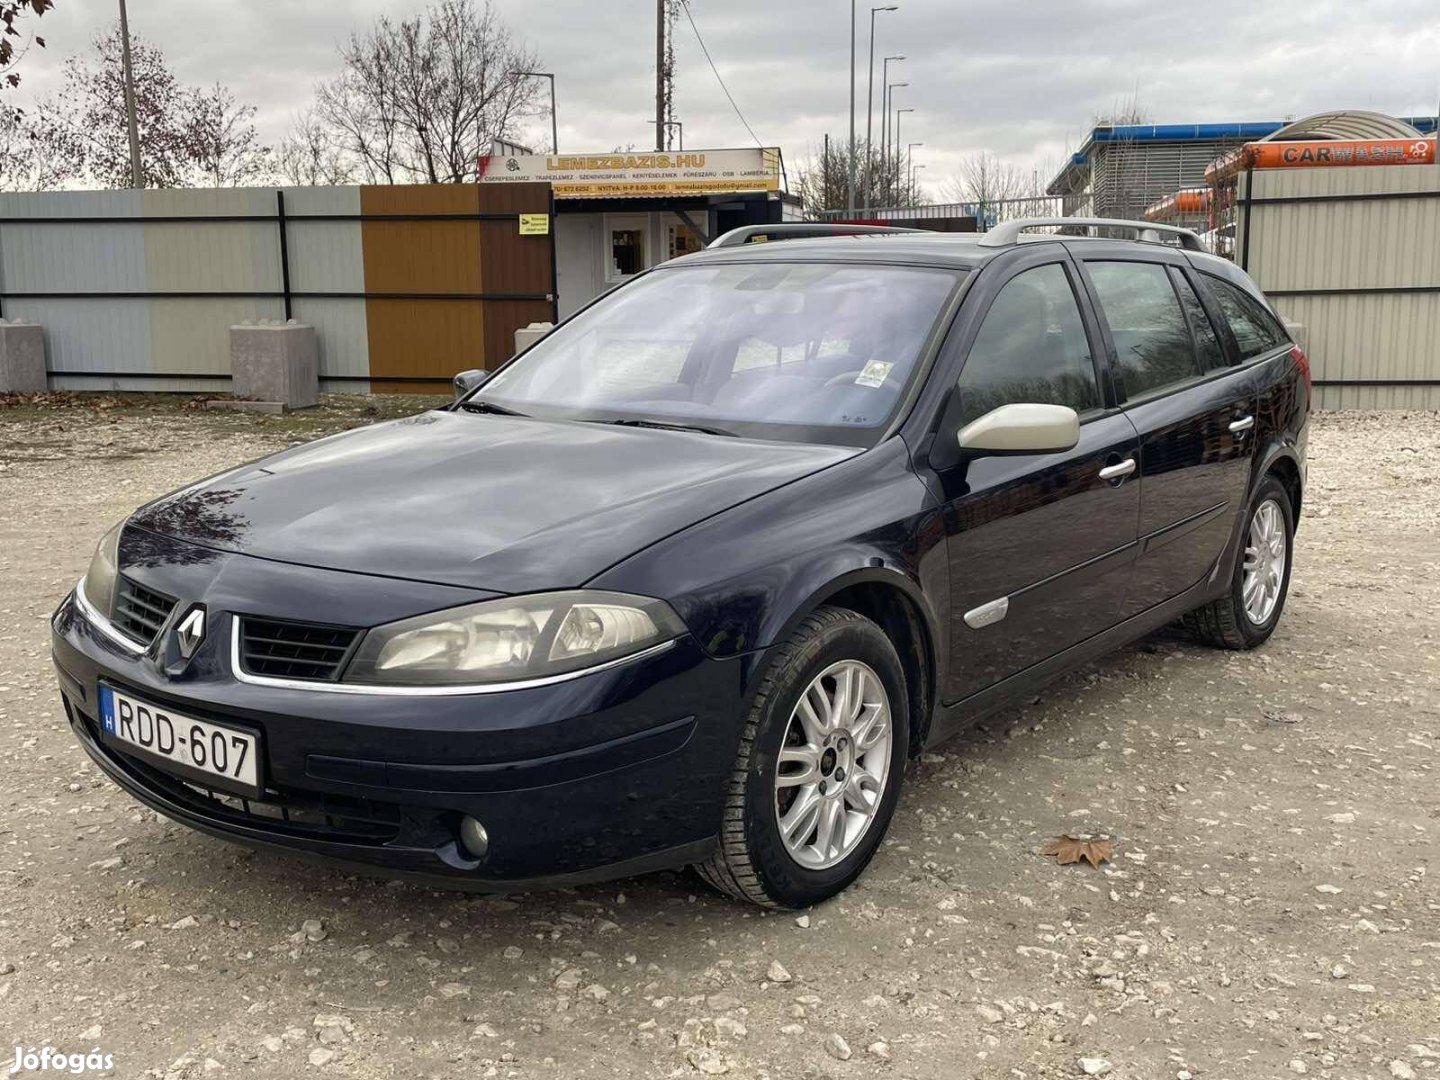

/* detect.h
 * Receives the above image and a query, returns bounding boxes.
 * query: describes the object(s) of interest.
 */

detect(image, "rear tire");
[1186,474,1294,650]
[696,606,909,908]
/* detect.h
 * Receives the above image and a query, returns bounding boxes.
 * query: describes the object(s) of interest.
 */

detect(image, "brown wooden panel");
[479,181,556,359]
[477,182,551,215]
[361,183,554,391]
[364,299,486,393]
[362,185,483,391]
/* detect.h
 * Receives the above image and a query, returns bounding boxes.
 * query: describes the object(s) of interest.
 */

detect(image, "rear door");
[929,247,1141,705]
[1072,247,1259,616]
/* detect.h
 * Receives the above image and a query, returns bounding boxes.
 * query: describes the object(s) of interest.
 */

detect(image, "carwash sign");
[479,148,782,198]
[1207,137,1436,182]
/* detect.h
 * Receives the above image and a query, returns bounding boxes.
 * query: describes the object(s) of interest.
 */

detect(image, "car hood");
[131,410,855,592]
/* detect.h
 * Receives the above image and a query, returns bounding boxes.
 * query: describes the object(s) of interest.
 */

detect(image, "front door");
[1074,255,1259,617]
[930,253,1141,705]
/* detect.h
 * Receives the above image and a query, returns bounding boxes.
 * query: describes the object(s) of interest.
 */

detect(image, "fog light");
[458,816,489,859]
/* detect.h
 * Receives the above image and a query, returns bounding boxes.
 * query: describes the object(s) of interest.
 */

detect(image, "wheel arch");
[767,568,940,758]
[1255,441,1303,522]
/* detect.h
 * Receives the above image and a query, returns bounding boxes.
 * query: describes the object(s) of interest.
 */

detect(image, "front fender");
[589,438,943,665]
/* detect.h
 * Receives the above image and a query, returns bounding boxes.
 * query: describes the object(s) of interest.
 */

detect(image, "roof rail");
[707,223,923,249]
[977,217,1207,252]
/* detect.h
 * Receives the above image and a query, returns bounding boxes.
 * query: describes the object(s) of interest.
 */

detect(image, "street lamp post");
[862,5,898,211]
[512,71,558,153]
[878,56,903,199]
[911,162,926,196]
[847,0,856,214]
[906,140,923,190]
[894,107,914,202]
[883,82,907,204]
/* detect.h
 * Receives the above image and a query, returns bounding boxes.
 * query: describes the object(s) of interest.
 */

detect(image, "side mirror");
[453,369,489,399]
[957,403,1080,456]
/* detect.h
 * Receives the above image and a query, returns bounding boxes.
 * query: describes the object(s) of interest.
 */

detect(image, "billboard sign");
[480,148,782,198]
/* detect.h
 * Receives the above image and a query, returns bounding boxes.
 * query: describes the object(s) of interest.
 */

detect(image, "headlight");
[80,522,124,616]
[344,591,686,687]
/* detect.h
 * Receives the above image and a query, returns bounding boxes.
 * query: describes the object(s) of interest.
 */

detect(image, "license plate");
[99,685,261,798]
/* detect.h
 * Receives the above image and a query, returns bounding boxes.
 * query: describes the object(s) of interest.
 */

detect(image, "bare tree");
[314,0,541,184]
[44,25,191,187]
[795,137,923,216]
[943,152,1035,213]
[1,0,53,95]
[1095,92,1149,127]
[187,83,273,187]
[38,25,269,188]
[0,100,65,189]
[277,106,356,186]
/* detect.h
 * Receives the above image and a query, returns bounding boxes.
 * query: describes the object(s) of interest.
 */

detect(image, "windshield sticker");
[854,360,894,388]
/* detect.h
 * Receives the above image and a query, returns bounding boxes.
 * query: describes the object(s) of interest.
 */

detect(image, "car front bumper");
[52,589,749,890]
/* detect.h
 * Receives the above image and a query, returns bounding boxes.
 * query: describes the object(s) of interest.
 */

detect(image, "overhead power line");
[678,0,764,148]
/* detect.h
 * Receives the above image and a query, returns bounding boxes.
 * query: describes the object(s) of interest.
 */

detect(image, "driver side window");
[957,263,1100,426]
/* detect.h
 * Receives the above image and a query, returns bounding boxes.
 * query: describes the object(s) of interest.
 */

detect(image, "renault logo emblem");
[176,607,206,659]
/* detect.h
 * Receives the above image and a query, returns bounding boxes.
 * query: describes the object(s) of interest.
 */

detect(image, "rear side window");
[955,262,1100,426]
[1171,271,1228,372]
[1087,261,1203,399]
[1202,275,1289,359]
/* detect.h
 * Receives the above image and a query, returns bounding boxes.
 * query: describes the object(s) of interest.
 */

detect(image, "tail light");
[1289,345,1311,395]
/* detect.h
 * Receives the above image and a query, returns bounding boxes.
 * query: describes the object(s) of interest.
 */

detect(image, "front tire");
[696,606,909,908]
[1186,473,1295,650]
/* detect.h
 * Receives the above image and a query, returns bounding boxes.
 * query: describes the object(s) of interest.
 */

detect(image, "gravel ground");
[0,398,1436,1080]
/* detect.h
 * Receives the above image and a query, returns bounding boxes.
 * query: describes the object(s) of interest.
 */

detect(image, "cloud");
[8,0,1438,198]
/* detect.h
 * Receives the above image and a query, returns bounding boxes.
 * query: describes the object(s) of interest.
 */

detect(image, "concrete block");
[514,321,554,357]
[230,320,318,409]
[0,319,48,393]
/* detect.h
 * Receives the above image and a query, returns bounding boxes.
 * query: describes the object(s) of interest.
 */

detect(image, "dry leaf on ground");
[1042,835,1114,867]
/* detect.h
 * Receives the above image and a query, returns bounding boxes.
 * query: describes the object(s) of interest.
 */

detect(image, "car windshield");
[472,261,963,445]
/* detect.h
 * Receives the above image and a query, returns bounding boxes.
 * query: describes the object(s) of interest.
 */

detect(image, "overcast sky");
[10,0,1440,198]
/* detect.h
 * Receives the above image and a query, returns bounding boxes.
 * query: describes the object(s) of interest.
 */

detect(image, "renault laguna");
[52,219,1308,908]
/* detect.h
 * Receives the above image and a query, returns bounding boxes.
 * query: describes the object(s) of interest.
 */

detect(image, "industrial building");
[1047,114,1438,220]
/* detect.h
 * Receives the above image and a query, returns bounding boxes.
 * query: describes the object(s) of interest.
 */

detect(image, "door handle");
[1098,458,1136,481]
[1229,415,1255,434]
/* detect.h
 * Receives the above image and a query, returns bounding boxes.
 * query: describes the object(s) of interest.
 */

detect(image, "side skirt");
[926,570,1226,746]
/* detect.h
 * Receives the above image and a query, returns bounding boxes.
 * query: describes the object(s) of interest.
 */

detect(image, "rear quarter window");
[1201,274,1290,360]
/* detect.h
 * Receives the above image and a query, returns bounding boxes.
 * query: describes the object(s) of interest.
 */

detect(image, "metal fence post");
[1240,165,1254,273]
[276,190,293,321]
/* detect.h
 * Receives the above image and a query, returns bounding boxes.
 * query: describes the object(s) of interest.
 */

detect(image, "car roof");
[671,229,1224,275]
[669,232,999,272]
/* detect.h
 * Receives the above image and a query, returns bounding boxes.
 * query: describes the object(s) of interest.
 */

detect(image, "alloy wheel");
[1242,497,1287,625]
[773,659,893,870]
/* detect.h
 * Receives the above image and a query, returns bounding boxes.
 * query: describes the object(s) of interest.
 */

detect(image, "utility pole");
[656,0,667,150]
[118,0,143,188]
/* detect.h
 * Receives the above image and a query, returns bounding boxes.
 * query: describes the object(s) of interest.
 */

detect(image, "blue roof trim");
[1089,122,1285,144]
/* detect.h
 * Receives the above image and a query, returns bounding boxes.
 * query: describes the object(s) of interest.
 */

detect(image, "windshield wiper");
[599,418,738,437]
[457,398,527,417]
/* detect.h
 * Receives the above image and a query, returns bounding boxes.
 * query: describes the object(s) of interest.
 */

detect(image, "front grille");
[239,617,362,682]
[174,778,402,843]
[112,576,177,646]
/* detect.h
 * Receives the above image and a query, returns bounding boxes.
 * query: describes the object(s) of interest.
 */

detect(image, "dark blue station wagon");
[52,218,1309,907]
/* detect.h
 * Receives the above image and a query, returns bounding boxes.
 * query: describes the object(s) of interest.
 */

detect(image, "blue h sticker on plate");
[99,686,116,735]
